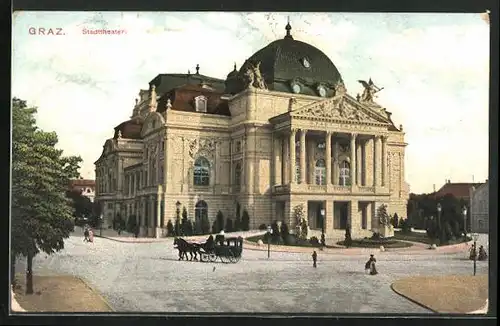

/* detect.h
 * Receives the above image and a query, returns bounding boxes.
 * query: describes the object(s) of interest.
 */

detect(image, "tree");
[201,215,210,235]
[392,213,400,228]
[271,221,281,243]
[241,210,250,231]
[166,220,174,236]
[11,98,81,293]
[126,215,138,234]
[181,207,189,236]
[280,222,290,245]
[211,220,217,234]
[216,211,225,233]
[66,189,93,220]
[234,202,242,231]
[225,218,233,232]
[344,224,352,248]
[174,217,181,236]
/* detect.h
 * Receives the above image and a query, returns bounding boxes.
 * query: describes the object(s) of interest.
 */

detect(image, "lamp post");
[320,209,326,249]
[267,225,273,259]
[472,233,479,276]
[462,206,468,241]
[175,201,181,236]
[436,203,442,243]
[99,214,103,237]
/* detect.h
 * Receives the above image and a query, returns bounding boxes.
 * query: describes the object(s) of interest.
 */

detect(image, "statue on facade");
[117,130,122,139]
[358,78,383,103]
[334,80,347,96]
[243,61,267,89]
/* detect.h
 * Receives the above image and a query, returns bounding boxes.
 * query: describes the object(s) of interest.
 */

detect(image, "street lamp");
[462,206,468,240]
[320,209,326,249]
[436,203,442,243]
[267,225,273,259]
[99,214,103,237]
[472,233,479,276]
[175,201,181,236]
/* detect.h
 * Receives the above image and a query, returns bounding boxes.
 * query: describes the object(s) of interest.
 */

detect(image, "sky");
[12,12,490,194]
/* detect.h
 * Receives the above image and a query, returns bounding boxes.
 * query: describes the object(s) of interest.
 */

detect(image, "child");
[312,250,317,268]
[88,228,94,243]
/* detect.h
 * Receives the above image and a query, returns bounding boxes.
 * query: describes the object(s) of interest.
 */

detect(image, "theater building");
[95,23,409,241]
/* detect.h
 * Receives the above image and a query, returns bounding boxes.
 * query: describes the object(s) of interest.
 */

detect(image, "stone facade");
[95,86,409,242]
[469,181,489,233]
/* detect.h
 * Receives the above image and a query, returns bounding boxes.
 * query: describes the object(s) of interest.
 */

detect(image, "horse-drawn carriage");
[174,235,243,264]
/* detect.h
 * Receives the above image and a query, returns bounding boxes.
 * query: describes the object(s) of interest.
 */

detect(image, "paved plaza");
[15,233,489,313]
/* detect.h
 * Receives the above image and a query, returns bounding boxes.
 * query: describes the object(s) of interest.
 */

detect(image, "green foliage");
[174,217,181,236]
[280,222,290,241]
[234,215,241,231]
[166,220,174,236]
[293,204,308,240]
[211,220,217,234]
[126,215,138,234]
[399,218,412,234]
[241,210,250,231]
[392,213,400,228]
[216,211,225,233]
[181,207,190,236]
[11,98,82,291]
[258,223,267,230]
[66,189,93,218]
[225,218,233,232]
[344,224,352,248]
[201,214,210,234]
[309,236,320,247]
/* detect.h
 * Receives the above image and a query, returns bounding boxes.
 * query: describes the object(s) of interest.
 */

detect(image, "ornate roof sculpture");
[225,22,344,97]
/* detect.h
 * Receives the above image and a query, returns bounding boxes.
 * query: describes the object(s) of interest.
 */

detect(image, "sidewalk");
[95,230,267,243]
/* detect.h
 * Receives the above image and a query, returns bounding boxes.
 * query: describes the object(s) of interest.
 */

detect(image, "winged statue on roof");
[358,78,384,103]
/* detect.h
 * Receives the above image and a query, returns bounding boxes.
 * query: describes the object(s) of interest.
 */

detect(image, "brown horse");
[173,237,200,261]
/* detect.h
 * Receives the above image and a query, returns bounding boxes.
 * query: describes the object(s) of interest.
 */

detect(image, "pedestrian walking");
[312,250,317,268]
[365,254,378,275]
[88,228,94,243]
[83,227,90,242]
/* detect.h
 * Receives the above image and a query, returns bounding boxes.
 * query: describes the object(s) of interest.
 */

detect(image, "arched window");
[195,200,208,226]
[194,157,210,186]
[195,96,207,113]
[339,160,351,186]
[234,162,241,185]
[315,159,326,185]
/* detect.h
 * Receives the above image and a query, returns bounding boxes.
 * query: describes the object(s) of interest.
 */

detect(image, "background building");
[68,178,96,203]
[470,181,489,233]
[95,24,410,241]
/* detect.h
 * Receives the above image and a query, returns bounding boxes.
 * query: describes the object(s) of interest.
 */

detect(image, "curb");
[390,283,438,314]
[77,277,114,312]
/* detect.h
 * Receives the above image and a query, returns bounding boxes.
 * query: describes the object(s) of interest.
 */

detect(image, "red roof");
[434,182,483,200]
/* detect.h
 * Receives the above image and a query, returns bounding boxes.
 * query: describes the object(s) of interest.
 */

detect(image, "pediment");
[290,95,390,125]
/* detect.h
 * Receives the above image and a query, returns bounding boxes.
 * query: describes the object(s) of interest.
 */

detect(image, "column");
[273,135,282,185]
[139,197,146,236]
[156,186,162,232]
[373,136,381,187]
[356,140,362,186]
[325,131,332,185]
[289,129,297,184]
[299,129,307,184]
[332,139,338,185]
[118,158,124,191]
[382,136,388,187]
[282,136,289,184]
[350,133,357,186]
[325,200,334,234]
[362,140,368,186]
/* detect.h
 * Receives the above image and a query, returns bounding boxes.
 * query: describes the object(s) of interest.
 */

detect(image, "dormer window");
[195,95,207,113]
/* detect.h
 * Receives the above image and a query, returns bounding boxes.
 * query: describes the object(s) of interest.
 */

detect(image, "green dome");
[226,23,343,97]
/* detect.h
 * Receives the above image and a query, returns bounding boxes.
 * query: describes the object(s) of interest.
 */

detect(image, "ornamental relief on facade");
[292,96,381,123]
[188,137,217,161]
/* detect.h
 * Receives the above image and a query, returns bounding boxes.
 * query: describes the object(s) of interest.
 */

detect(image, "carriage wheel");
[220,255,229,264]
[201,253,208,262]
[232,255,241,263]
[227,253,236,263]
[209,253,217,262]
